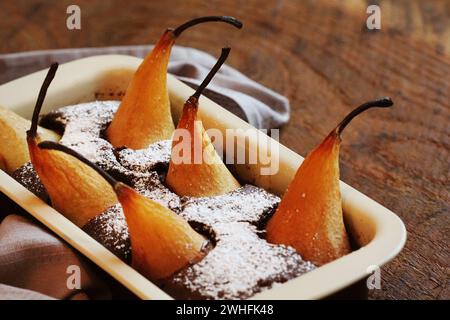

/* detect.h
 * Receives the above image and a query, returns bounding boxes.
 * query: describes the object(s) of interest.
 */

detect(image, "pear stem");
[172,16,242,37]
[336,97,393,136]
[28,63,59,139]
[37,141,120,189]
[192,48,230,100]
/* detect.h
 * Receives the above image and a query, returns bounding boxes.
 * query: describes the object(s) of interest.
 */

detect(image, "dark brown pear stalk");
[26,63,117,227]
[166,48,240,197]
[38,140,207,280]
[266,98,394,266]
[107,16,243,149]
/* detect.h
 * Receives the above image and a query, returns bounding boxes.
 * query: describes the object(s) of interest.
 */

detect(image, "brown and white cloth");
[0,45,291,300]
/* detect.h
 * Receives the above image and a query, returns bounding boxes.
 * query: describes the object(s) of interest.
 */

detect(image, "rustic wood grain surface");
[0,0,448,300]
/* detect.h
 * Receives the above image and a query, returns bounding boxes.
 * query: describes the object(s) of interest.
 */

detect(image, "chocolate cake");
[82,204,131,262]
[12,162,48,202]
[11,100,315,299]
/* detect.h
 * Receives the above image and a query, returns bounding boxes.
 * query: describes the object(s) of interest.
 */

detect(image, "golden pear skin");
[166,97,240,197]
[28,140,117,227]
[117,184,206,280]
[107,16,242,149]
[106,30,175,149]
[0,106,59,174]
[266,98,394,266]
[266,132,350,265]
[27,63,117,227]
[38,141,207,280]
[166,48,240,197]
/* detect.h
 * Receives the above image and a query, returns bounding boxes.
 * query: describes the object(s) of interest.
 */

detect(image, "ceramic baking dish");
[0,55,406,300]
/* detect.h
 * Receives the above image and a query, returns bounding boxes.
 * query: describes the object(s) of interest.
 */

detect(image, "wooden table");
[0,0,448,300]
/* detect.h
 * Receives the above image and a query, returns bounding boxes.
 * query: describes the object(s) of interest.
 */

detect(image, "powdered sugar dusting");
[167,223,315,299]
[131,172,181,212]
[11,162,48,202]
[180,185,280,226]
[82,203,131,262]
[46,101,124,174]
[117,140,172,173]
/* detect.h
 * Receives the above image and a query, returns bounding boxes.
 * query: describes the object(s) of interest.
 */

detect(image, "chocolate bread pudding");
[12,100,315,299]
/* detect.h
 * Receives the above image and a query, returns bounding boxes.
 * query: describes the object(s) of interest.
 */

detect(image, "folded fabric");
[0,45,291,299]
[0,215,111,299]
[0,284,55,300]
[0,45,290,129]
